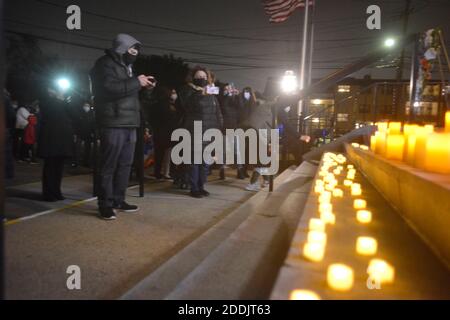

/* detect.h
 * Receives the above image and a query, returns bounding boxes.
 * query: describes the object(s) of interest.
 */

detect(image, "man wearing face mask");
[90,33,156,220]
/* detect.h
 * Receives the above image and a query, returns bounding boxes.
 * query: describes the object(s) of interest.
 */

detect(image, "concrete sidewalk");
[4,172,255,299]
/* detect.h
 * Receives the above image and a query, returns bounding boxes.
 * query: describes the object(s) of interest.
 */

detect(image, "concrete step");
[161,162,317,300]
[120,166,298,300]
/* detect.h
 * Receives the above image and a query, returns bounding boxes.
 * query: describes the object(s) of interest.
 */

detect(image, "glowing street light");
[56,77,71,91]
[281,70,297,94]
[384,38,396,48]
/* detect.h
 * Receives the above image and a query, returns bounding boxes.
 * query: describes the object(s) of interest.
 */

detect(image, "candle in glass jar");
[414,127,432,169]
[332,188,344,198]
[356,210,372,223]
[351,185,362,196]
[377,122,388,132]
[289,289,321,300]
[405,134,417,165]
[318,192,332,203]
[307,231,327,245]
[319,203,333,214]
[309,218,325,232]
[424,133,450,174]
[367,259,395,284]
[321,211,336,225]
[370,135,377,151]
[375,132,387,156]
[356,237,378,255]
[354,199,367,209]
[343,179,353,187]
[446,111,450,133]
[385,135,405,161]
[388,122,402,135]
[327,264,354,291]
[303,242,325,262]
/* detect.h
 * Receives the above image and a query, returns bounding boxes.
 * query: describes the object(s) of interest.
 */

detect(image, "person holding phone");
[90,33,156,220]
[182,66,223,198]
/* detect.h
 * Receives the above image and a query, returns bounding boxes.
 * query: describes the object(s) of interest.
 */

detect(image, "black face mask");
[123,52,138,65]
[193,78,208,88]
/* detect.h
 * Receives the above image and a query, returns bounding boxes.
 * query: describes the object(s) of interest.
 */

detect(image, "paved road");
[4,171,255,299]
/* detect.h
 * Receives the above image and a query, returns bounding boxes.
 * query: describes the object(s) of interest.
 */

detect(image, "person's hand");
[138,75,156,88]
[147,76,157,89]
[300,135,311,143]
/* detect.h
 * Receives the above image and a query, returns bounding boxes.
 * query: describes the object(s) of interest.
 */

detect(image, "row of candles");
[290,152,395,300]
[367,111,450,174]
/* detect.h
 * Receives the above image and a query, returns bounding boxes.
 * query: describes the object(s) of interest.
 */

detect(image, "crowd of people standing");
[4,33,311,220]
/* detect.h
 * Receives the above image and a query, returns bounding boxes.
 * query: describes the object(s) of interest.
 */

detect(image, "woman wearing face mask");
[182,66,223,198]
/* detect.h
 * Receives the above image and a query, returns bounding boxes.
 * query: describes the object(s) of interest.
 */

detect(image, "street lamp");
[384,38,396,48]
[56,77,71,91]
[281,70,298,94]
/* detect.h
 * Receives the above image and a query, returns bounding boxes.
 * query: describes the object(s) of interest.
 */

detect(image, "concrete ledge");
[163,162,316,299]
[121,164,310,300]
[346,144,450,269]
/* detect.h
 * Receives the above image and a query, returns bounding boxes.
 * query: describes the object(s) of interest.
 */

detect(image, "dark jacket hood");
[111,33,141,55]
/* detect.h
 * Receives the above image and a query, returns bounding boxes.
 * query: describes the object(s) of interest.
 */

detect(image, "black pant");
[42,156,65,199]
[5,129,15,179]
[97,128,136,208]
[153,130,170,178]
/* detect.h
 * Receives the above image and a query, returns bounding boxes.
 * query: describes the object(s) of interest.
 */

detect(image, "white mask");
[83,105,91,113]
[244,92,251,100]
[170,94,178,101]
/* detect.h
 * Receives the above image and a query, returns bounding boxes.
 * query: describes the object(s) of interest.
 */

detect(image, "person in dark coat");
[38,84,76,201]
[4,89,16,179]
[218,83,245,179]
[237,87,258,178]
[77,101,96,168]
[145,86,178,179]
[90,33,155,220]
[182,66,223,198]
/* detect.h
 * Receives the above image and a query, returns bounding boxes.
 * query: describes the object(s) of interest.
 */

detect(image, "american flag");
[263,0,313,23]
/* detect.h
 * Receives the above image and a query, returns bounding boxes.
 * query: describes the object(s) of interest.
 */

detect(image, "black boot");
[237,167,245,179]
[219,167,225,180]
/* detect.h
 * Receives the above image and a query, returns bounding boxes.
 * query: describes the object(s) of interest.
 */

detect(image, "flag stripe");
[265,0,299,14]
[263,0,313,23]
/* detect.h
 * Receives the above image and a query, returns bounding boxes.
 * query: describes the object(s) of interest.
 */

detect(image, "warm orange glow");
[303,242,325,262]
[367,259,395,284]
[356,237,378,255]
[446,111,450,133]
[327,264,354,291]
[388,122,402,135]
[309,218,325,232]
[353,199,367,209]
[385,135,405,161]
[356,210,372,223]
[289,289,321,300]
[424,133,450,174]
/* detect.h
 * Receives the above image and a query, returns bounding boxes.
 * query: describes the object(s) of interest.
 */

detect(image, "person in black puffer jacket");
[182,66,223,198]
[90,33,156,220]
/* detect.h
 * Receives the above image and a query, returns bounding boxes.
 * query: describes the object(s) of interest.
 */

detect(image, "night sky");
[5,0,450,91]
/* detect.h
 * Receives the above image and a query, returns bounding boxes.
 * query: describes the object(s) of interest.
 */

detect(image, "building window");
[338,85,351,93]
[337,113,349,122]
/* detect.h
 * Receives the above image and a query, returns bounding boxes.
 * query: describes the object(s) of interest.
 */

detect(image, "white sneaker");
[245,183,261,192]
